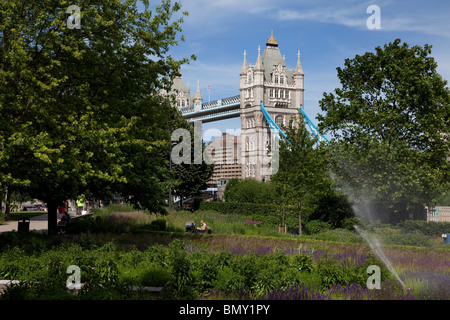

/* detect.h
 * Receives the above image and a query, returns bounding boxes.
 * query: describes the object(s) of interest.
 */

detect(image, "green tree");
[317,39,450,212]
[271,112,330,235]
[223,178,276,204]
[0,0,192,233]
[170,119,214,208]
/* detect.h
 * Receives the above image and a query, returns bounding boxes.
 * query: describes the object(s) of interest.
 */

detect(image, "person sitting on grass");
[197,220,207,232]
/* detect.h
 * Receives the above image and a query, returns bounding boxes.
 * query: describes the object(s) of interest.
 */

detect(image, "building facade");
[166,32,305,184]
[205,132,242,187]
[239,32,304,181]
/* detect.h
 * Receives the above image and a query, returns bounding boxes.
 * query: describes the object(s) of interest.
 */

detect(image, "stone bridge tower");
[239,31,304,181]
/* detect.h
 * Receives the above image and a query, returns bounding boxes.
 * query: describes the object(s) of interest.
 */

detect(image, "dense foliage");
[0,0,214,232]
[0,236,416,300]
[223,178,276,204]
[2,232,447,300]
[318,39,450,210]
[1,204,449,300]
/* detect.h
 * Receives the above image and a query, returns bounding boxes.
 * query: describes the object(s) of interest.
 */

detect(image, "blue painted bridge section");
[178,95,329,144]
[178,95,241,123]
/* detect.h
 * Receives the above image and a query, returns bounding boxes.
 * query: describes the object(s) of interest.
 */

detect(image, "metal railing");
[426,206,450,222]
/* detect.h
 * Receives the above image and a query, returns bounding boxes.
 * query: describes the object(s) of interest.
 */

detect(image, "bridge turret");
[293,50,304,107]
[194,80,203,111]
[240,50,248,76]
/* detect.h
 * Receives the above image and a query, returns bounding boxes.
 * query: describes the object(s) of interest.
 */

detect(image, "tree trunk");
[0,184,3,215]
[47,200,58,235]
[297,196,302,236]
[5,186,11,221]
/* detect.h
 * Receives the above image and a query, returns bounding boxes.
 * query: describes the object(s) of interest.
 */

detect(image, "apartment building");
[205,133,242,188]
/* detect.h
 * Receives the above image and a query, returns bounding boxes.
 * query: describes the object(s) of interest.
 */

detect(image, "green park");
[0,0,449,302]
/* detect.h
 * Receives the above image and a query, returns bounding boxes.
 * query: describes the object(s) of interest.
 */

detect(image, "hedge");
[198,201,299,228]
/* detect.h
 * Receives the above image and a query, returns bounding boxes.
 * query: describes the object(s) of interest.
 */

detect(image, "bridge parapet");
[179,105,194,113]
[179,95,240,116]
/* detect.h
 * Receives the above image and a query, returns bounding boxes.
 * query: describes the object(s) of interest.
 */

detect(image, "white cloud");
[276,5,366,28]
[381,15,450,38]
[274,1,450,38]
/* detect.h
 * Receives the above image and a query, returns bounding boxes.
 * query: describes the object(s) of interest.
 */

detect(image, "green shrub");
[231,253,261,288]
[305,220,331,234]
[191,259,219,292]
[317,260,347,288]
[398,220,450,237]
[252,267,283,296]
[384,231,431,247]
[312,229,363,243]
[224,178,276,204]
[199,201,297,228]
[306,192,354,229]
[341,217,361,231]
[289,254,315,273]
[213,266,246,291]
[164,239,196,299]
[139,266,172,287]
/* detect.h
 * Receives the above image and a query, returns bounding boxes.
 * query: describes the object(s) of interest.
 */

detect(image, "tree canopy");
[0,0,197,233]
[223,178,276,204]
[317,39,450,209]
[271,111,331,235]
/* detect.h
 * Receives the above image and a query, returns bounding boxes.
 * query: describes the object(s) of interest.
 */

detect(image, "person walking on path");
[76,197,84,216]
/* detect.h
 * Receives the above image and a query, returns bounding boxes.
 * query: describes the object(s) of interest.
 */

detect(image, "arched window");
[275,115,284,127]
[247,70,253,83]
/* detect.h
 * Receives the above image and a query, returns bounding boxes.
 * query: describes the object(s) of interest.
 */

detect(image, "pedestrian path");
[0,212,75,233]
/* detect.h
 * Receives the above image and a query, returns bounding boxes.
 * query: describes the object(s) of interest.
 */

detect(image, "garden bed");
[0,205,448,300]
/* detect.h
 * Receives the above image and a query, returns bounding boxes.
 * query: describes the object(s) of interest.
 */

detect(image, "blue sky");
[168,0,450,140]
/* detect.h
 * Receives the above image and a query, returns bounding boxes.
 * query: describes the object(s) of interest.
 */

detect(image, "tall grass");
[166,210,281,237]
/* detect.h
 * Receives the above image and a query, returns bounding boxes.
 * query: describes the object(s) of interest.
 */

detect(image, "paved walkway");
[0,212,79,233]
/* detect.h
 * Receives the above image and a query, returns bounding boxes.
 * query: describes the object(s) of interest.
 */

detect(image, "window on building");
[275,115,284,127]
[247,70,253,83]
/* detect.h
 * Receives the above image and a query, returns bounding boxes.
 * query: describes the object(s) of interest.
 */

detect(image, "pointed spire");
[266,30,278,47]
[240,50,247,75]
[255,45,263,70]
[295,50,303,74]
[194,79,202,101]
